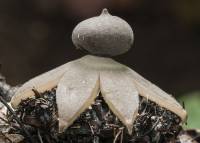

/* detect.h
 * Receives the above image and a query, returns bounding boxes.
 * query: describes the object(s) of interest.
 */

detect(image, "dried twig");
[0,116,8,123]
[37,129,44,143]
[113,127,124,143]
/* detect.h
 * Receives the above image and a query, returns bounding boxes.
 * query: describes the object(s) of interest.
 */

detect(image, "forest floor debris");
[0,74,199,143]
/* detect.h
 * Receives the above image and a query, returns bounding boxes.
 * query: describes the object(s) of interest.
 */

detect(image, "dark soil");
[6,88,181,143]
[0,74,184,143]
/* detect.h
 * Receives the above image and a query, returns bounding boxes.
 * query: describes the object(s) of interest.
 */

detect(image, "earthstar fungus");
[11,9,187,135]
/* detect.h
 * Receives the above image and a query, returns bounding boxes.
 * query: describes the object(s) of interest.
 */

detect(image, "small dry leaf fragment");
[0,134,24,143]
[178,134,198,143]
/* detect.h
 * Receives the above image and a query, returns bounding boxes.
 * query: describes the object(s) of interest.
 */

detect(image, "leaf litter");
[0,74,197,143]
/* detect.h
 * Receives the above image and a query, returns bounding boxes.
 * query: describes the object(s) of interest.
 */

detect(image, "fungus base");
[8,88,183,143]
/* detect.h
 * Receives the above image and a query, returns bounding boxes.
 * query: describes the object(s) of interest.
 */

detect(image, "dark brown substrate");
[5,88,182,143]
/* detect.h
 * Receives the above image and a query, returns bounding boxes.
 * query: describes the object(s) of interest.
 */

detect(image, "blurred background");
[0,0,199,128]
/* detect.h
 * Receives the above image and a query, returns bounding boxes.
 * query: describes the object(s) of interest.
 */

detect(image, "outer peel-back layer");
[11,55,187,134]
[56,63,100,132]
[100,70,139,134]
[126,67,187,121]
[11,61,74,108]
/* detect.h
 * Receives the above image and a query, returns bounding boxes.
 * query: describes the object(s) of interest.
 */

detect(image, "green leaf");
[178,91,200,129]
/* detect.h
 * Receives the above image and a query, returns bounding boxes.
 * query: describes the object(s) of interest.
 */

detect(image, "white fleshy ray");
[100,69,139,134]
[11,61,75,108]
[126,67,187,121]
[56,62,100,132]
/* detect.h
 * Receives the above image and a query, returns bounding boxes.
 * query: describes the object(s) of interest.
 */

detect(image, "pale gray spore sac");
[72,8,134,56]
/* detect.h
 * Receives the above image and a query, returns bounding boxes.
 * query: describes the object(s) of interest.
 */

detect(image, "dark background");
[0,0,199,95]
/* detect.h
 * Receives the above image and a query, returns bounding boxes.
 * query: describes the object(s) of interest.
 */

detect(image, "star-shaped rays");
[11,55,187,134]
